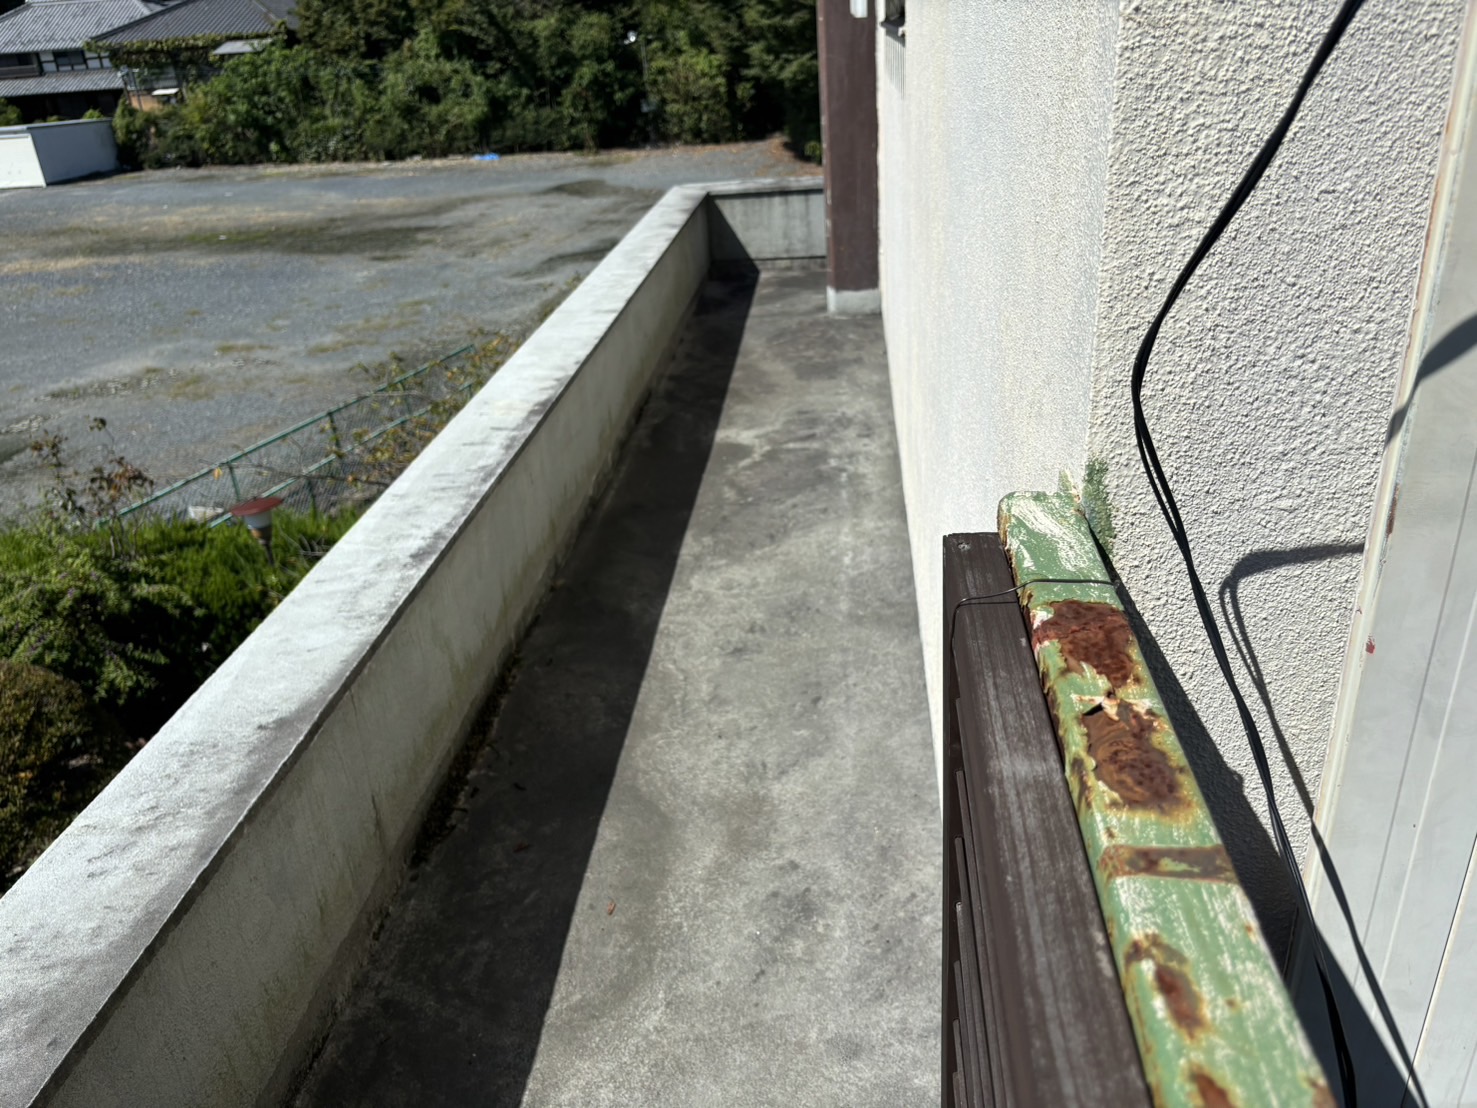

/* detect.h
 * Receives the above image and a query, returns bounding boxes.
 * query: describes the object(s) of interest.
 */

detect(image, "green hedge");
[114,1,820,167]
[0,510,360,883]
[117,32,495,166]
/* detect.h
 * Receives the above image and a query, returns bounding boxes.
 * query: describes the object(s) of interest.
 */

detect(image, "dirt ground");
[0,139,818,516]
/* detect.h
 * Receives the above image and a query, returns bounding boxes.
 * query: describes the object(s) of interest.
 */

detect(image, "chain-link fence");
[117,339,511,526]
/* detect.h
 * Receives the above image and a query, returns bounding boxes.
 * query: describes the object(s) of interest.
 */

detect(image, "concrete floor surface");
[290,267,940,1107]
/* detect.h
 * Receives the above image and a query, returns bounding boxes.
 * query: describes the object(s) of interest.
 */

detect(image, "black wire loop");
[1124,0,1426,1103]
[947,577,1116,654]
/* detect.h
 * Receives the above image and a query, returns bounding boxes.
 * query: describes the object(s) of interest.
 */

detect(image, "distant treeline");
[113,0,819,167]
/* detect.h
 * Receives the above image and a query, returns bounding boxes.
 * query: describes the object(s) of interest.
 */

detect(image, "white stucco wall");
[878,1,1122,768]
[880,0,1464,945]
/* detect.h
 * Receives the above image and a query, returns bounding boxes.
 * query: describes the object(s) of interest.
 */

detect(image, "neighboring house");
[0,0,165,121]
[92,0,295,105]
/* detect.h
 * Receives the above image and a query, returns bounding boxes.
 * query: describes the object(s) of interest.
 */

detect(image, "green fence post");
[998,489,1333,1108]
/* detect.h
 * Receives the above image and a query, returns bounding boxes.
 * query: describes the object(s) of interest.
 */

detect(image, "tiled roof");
[0,0,161,53]
[0,66,124,93]
[95,0,294,44]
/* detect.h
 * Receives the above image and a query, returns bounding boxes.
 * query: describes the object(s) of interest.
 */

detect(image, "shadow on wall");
[1218,542,1429,1106]
[1116,540,1416,1103]
[1217,543,1364,822]
[1296,823,1428,1106]
[290,273,757,1108]
[1388,311,1477,444]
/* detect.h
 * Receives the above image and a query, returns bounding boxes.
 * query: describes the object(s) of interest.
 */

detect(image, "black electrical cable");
[948,577,1117,655]
[1127,1,1411,1105]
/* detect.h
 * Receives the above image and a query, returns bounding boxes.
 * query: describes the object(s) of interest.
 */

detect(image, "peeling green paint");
[999,489,1331,1108]
[1082,456,1118,559]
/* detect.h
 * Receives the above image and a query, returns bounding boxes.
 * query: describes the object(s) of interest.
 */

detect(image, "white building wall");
[878,0,1121,779]
[880,0,1464,946]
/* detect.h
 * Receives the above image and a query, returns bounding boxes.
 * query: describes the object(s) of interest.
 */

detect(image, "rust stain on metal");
[1082,700,1181,809]
[1191,1069,1235,1108]
[1310,1080,1337,1108]
[1386,485,1399,537]
[1004,496,1332,1102]
[1366,637,1376,655]
[1154,963,1206,1036]
[1032,599,1138,687]
[1125,934,1209,1038]
[1098,844,1235,884]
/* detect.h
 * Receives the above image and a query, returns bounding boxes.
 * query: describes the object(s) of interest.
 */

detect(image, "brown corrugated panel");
[941,533,1151,1108]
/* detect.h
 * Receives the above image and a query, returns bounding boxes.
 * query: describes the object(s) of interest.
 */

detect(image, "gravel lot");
[0,140,817,516]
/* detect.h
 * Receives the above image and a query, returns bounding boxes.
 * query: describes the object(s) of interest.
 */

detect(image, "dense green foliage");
[0,332,521,881]
[114,0,818,166]
[0,100,20,128]
[116,34,491,164]
[0,527,189,715]
[0,511,360,880]
[0,662,125,878]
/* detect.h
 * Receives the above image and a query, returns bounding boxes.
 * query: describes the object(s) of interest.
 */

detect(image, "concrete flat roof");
[290,266,940,1106]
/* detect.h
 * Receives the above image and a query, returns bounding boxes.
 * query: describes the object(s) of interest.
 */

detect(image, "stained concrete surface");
[0,141,818,516]
[290,267,939,1107]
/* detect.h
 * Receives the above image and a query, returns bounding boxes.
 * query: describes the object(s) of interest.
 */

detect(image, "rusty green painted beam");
[998,489,1332,1108]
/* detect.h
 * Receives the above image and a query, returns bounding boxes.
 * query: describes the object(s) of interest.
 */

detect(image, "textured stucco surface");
[880,0,1464,947]
[1084,0,1461,946]
[877,2,1121,776]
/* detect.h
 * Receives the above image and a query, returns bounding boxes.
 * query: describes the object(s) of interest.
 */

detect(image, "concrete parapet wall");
[0,178,821,1107]
[706,179,826,263]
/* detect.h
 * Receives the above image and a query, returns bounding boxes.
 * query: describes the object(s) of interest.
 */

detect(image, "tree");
[295,0,422,59]
[741,0,820,155]
[106,0,821,163]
